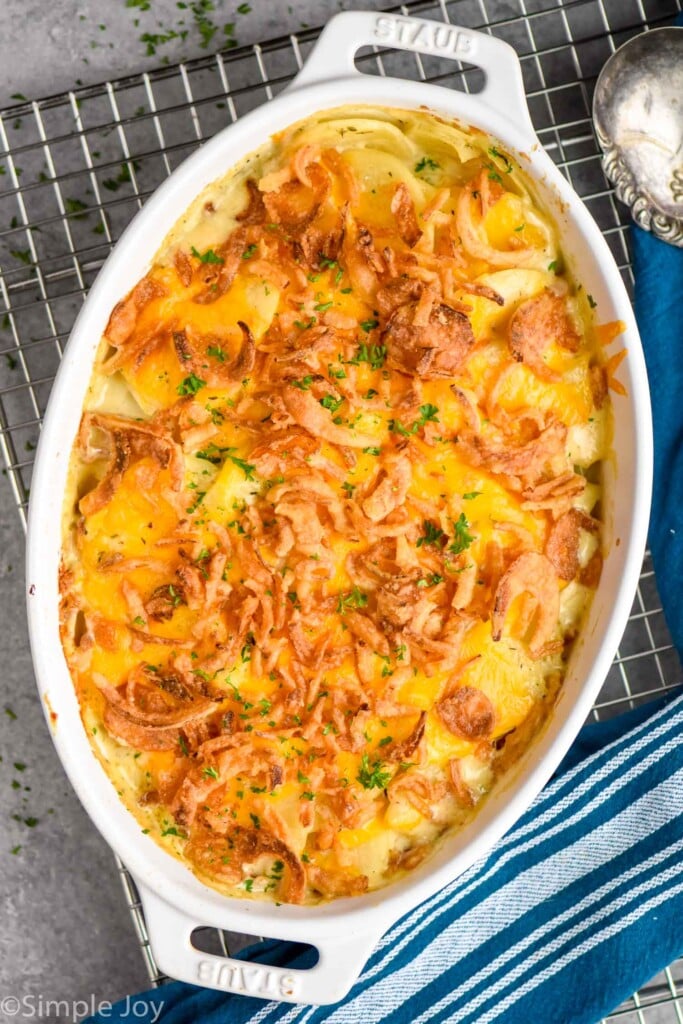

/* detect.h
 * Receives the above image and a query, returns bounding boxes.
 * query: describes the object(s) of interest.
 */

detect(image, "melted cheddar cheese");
[59,106,622,904]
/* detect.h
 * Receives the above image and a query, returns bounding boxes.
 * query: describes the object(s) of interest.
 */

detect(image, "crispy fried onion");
[77,412,183,516]
[492,551,560,657]
[456,174,553,269]
[391,183,422,248]
[103,275,166,350]
[185,823,305,904]
[545,507,598,581]
[362,454,412,523]
[281,378,377,448]
[173,321,255,384]
[508,290,580,379]
[94,665,215,751]
[459,419,567,489]
[306,866,368,898]
[382,299,474,379]
[262,157,330,232]
[437,685,495,739]
[384,712,426,762]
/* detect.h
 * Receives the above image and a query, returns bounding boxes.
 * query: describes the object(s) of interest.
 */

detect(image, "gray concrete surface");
[0,0,387,109]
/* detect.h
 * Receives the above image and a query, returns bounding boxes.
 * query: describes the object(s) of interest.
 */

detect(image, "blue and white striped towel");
[91,691,683,1024]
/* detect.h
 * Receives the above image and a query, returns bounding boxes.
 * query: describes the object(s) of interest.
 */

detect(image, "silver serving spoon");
[593,26,683,247]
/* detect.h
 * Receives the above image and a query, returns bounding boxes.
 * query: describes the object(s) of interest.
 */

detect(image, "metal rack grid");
[0,0,681,1018]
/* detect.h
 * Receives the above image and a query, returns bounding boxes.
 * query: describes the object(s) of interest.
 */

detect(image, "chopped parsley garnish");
[548,260,559,273]
[186,490,206,514]
[314,300,333,312]
[349,343,387,370]
[294,317,316,331]
[449,512,474,555]
[227,454,256,480]
[132,615,146,627]
[357,753,392,790]
[363,446,382,456]
[195,442,231,464]
[417,573,445,588]
[190,245,224,265]
[320,394,343,414]
[241,244,258,259]
[161,826,184,837]
[414,156,439,173]
[359,318,379,333]
[328,362,347,380]
[202,766,219,780]
[195,443,256,480]
[337,586,368,614]
[292,375,313,391]
[176,373,206,396]
[207,344,226,362]
[488,146,513,173]
[389,403,440,437]
[463,491,482,500]
[318,255,337,269]
[417,520,446,548]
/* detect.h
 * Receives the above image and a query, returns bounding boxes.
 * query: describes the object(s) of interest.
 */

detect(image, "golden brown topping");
[362,455,412,523]
[282,380,377,448]
[391,182,422,248]
[492,551,559,657]
[545,508,598,581]
[437,686,495,740]
[186,824,306,904]
[236,177,267,225]
[104,275,165,349]
[77,412,183,516]
[62,115,608,906]
[508,290,580,379]
[306,866,369,899]
[382,301,474,379]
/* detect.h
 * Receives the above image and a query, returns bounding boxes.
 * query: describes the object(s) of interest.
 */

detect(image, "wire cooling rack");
[0,0,681,1018]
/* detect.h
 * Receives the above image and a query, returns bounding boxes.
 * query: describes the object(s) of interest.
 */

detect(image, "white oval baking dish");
[26,10,652,1007]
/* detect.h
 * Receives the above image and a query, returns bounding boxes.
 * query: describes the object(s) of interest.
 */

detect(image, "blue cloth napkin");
[632,227,683,654]
[87,107,683,1024]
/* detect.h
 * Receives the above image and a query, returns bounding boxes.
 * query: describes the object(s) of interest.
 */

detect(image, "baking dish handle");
[290,10,535,143]
[137,883,384,1006]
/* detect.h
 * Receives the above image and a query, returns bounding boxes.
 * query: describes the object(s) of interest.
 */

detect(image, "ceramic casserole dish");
[26,11,652,1006]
